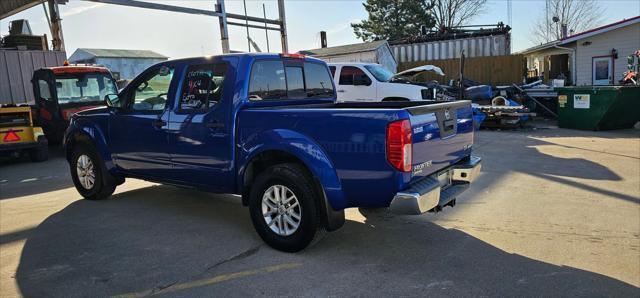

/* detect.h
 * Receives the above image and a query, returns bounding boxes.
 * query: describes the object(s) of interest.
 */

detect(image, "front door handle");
[151,119,166,128]
[337,90,346,93]
[206,121,224,129]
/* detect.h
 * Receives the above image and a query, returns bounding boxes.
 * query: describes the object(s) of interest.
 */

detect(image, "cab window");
[130,66,174,111]
[339,66,371,86]
[37,80,53,101]
[285,66,305,98]
[179,63,228,110]
[248,61,286,100]
[249,60,335,100]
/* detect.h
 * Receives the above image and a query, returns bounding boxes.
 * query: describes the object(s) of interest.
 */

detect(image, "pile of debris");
[463,83,536,129]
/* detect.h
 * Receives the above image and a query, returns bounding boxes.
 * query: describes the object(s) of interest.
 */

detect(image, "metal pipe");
[216,0,230,54]
[227,21,279,31]
[82,0,282,25]
[263,3,270,52]
[243,0,250,52]
[277,0,288,53]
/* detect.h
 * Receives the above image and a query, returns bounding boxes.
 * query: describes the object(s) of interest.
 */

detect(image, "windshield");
[55,73,117,104]
[364,64,394,82]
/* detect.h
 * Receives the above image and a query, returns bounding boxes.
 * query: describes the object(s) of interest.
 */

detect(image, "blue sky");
[1,0,638,59]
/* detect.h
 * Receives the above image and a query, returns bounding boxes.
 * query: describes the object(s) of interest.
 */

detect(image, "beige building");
[519,16,640,86]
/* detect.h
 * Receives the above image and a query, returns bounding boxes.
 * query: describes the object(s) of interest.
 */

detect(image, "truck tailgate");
[406,101,474,180]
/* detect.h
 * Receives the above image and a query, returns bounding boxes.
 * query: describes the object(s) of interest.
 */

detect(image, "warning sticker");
[574,94,590,109]
[558,95,567,107]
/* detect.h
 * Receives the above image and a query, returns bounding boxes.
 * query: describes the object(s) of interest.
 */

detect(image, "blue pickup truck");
[64,53,481,252]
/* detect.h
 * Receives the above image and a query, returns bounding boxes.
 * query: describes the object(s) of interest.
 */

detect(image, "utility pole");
[47,0,65,51]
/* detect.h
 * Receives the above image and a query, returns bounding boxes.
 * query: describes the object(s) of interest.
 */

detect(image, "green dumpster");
[555,86,640,130]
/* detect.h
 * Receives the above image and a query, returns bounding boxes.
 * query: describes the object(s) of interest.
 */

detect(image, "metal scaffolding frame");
[83,0,288,53]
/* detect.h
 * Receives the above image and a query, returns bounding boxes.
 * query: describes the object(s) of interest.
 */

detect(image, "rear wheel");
[70,144,116,200]
[249,163,323,252]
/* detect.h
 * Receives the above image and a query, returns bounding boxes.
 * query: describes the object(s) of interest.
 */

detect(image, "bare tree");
[531,0,605,43]
[431,0,488,28]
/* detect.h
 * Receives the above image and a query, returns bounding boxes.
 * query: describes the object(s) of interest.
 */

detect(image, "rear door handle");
[337,90,346,93]
[151,120,166,128]
[206,121,224,129]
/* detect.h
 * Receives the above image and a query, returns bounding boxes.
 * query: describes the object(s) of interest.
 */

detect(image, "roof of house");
[298,40,388,57]
[74,48,168,59]
[517,16,640,55]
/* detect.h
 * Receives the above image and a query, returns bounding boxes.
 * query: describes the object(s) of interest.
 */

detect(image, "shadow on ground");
[0,146,73,200]
[11,185,639,297]
[474,129,639,204]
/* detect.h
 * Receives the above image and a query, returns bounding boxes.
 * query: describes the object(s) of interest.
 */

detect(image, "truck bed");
[238,100,474,209]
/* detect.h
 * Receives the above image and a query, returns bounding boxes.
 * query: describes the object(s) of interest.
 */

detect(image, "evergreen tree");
[352,0,436,41]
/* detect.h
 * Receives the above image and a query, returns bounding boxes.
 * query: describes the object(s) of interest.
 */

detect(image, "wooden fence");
[398,54,526,86]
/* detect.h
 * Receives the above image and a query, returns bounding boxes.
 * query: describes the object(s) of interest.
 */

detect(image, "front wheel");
[249,163,324,252]
[69,144,116,200]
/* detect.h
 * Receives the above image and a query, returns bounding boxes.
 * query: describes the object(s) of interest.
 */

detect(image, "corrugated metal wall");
[390,35,510,63]
[0,50,66,104]
[314,49,398,73]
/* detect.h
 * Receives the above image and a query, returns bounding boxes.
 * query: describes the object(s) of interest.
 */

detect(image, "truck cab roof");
[165,53,326,66]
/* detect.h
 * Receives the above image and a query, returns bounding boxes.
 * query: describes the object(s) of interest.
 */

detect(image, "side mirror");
[105,94,122,108]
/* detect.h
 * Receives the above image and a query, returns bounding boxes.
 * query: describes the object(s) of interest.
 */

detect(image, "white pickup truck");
[327,63,445,102]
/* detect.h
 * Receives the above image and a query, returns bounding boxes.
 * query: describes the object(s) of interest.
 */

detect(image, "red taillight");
[386,119,412,172]
[280,53,306,59]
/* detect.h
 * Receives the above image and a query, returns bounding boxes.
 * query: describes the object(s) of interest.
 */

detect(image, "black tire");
[46,132,63,146]
[249,163,323,252]
[69,143,116,200]
[28,144,48,162]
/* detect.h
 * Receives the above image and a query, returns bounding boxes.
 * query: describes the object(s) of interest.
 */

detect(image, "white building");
[68,48,168,80]
[300,40,398,73]
[519,16,640,86]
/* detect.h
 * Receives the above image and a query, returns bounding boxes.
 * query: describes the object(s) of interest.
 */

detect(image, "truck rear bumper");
[389,156,481,215]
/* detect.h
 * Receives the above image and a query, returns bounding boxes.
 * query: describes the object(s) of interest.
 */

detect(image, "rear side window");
[179,62,228,110]
[248,61,286,100]
[249,60,335,100]
[304,62,334,98]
